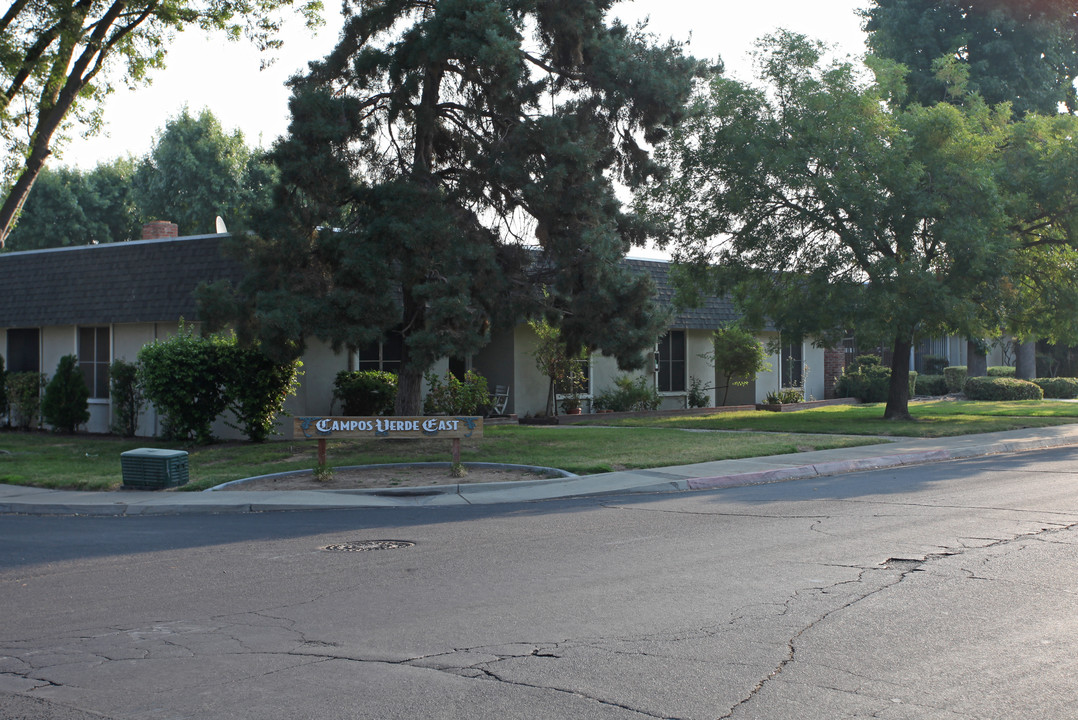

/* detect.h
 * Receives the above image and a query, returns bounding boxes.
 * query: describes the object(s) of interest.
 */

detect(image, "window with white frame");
[354,333,403,373]
[657,330,686,392]
[78,327,110,399]
[780,340,804,388]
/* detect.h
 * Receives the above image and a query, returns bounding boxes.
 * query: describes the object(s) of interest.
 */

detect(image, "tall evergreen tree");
[215,0,704,414]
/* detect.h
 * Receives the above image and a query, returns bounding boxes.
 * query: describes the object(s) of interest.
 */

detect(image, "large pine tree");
[219,0,704,414]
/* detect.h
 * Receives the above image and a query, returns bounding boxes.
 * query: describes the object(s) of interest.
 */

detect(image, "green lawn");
[0,426,882,492]
[590,400,1078,437]
[2,399,1075,492]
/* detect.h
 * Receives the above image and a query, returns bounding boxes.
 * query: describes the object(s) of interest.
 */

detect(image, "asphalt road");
[3,447,1078,719]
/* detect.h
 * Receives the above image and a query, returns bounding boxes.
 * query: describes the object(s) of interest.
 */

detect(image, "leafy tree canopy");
[862,0,1078,115]
[134,106,276,235]
[3,157,140,250]
[214,0,705,414]
[642,31,1025,420]
[0,0,323,247]
[3,107,273,249]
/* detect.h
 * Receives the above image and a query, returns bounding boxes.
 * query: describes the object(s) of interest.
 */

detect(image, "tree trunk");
[883,336,913,420]
[394,366,424,416]
[966,340,987,377]
[1015,340,1037,379]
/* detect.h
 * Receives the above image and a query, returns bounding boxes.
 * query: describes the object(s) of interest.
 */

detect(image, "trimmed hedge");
[915,374,949,396]
[943,366,967,393]
[835,355,917,402]
[922,354,948,375]
[987,366,1016,377]
[963,376,1043,401]
[1033,377,1078,399]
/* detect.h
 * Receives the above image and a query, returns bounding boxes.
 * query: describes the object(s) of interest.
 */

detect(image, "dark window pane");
[383,333,403,362]
[6,328,40,373]
[95,363,109,400]
[96,327,109,362]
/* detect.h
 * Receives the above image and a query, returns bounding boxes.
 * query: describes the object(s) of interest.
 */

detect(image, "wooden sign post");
[293,416,484,468]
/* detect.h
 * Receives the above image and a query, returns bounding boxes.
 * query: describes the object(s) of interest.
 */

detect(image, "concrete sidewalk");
[2,425,1078,516]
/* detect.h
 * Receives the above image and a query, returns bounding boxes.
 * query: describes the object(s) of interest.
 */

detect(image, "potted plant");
[560,394,582,414]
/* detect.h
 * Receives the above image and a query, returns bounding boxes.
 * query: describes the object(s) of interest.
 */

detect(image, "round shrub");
[963,376,1043,401]
[943,366,967,393]
[915,374,949,396]
[1033,377,1078,399]
[334,370,397,416]
[423,370,491,415]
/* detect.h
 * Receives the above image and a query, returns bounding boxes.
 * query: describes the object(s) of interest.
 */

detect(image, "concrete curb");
[686,433,1078,491]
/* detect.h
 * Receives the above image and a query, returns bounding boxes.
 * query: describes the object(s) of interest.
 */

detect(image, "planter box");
[121,448,190,490]
[755,397,860,413]
[519,416,561,425]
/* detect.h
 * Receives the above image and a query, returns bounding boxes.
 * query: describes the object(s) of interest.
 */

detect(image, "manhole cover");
[321,540,415,552]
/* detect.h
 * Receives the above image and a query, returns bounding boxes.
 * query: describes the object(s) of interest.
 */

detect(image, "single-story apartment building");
[0,228,837,438]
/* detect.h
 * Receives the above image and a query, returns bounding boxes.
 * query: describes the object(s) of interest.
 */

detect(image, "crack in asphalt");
[717,522,1078,718]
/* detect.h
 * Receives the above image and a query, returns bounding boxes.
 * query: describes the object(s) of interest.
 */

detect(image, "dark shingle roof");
[0,234,244,327]
[0,238,759,333]
[625,257,760,330]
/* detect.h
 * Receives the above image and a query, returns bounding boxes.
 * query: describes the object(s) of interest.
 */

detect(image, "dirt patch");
[218,465,565,491]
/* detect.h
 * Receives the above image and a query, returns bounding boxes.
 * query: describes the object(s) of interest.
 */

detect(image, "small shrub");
[5,371,45,430]
[908,370,918,397]
[221,346,302,443]
[922,354,948,375]
[423,370,491,415]
[334,370,397,416]
[109,359,144,437]
[915,374,949,396]
[1033,377,1078,399]
[835,355,890,403]
[987,366,1016,377]
[765,388,803,404]
[943,366,967,393]
[687,376,710,408]
[41,355,90,433]
[964,376,1043,401]
[593,376,662,412]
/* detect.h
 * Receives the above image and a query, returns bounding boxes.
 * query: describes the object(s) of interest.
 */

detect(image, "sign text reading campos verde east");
[294,416,483,440]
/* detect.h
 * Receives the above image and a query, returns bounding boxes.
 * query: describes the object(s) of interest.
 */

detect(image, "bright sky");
[66,0,870,169]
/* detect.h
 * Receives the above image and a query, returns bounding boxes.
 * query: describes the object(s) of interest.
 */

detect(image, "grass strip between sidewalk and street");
[2,399,1076,492]
[0,427,883,492]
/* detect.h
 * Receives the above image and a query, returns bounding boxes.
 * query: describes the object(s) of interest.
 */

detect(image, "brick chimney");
[141,221,179,240]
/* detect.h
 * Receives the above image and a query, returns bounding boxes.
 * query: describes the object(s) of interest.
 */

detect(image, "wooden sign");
[294,416,483,440]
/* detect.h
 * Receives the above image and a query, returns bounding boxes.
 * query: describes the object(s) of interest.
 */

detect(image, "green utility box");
[121,448,190,490]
